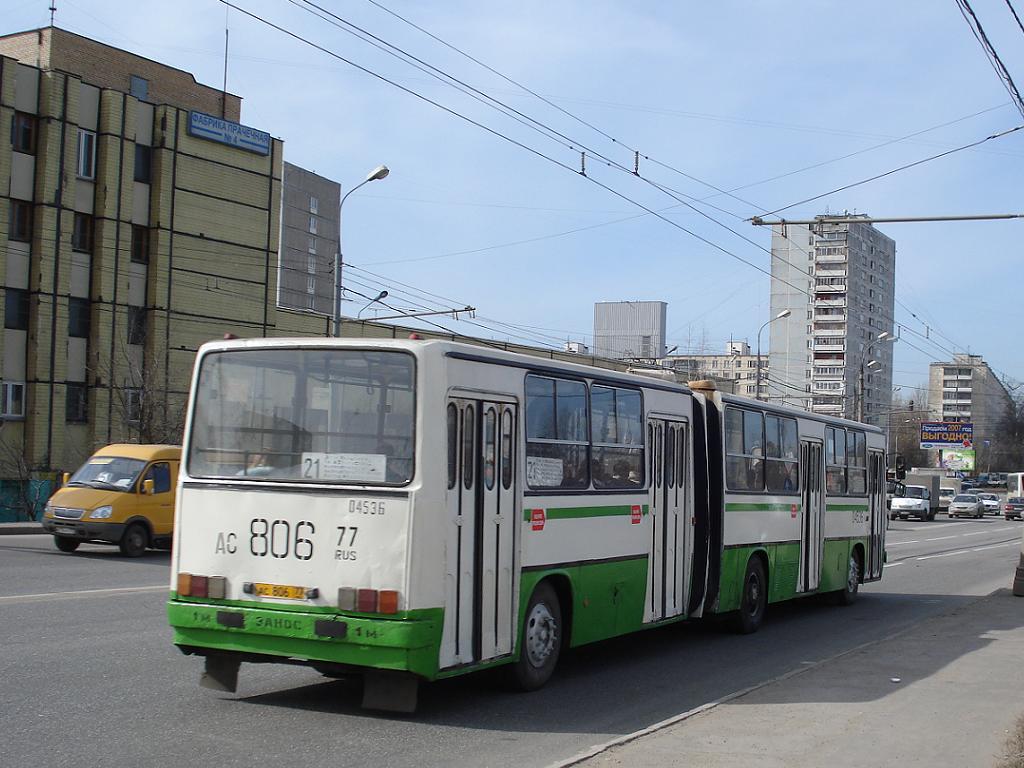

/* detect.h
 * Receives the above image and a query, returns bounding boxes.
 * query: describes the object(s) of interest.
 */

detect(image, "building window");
[308,237,316,254]
[12,112,37,154]
[131,225,150,264]
[134,144,152,183]
[9,200,33,242]
[5,288,29,330]
[77,129,96,179]
[307,254,316,274]
[127,306,147,345]
[72,213,94,252]
[0,382,25,418]
[66,382,88,422]
[68,297,91,338]
[129,75,149,101]
[309,196,319,214]
[306,275,316,294]
[126,388,143,423]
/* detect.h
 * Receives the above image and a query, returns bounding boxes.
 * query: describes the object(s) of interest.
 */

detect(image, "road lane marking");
[916,549,972,561]
[972,542,1017,552]
[904,521,971,531]
[884,561,905,567]
[886,540,919,547]
[0,585,167,604]
[921,535,957,542]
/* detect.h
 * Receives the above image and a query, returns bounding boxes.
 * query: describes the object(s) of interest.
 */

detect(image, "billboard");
[940,449,976,471]
[920,421,973,449]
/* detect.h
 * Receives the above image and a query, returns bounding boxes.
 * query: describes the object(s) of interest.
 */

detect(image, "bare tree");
[93,340,187,445]
[0,429,52,522]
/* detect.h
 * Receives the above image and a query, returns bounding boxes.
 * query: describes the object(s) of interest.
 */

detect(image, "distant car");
[949,494,984,518]
[978,493,1001,515]
[1005,498,1024,521]
[961,479,978,492]
[938,487,955,511]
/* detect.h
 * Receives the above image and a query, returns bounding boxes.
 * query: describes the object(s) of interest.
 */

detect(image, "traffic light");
[895,455,907,480]
[909,399,914,411]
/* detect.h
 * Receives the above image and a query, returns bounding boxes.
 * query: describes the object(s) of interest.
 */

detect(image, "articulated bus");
[168,338,887,711]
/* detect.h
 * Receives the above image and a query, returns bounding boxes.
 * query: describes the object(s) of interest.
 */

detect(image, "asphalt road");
[2,516,1021,768]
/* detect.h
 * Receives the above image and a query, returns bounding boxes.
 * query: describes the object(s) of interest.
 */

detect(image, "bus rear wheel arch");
[733,553,768,634]
[508,580,563,691]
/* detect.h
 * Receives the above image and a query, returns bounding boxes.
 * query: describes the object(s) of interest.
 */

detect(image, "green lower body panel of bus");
[167,598,444,680]
[715,538,869,613]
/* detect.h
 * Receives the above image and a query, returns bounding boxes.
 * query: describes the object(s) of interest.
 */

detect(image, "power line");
[956,0,1024,118]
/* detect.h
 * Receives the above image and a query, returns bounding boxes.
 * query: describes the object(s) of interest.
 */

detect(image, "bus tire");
[836,549,861,606]
[119,522,148,558]
[509,582,562,692]
[54,536,80,553]
[733,557,767,634]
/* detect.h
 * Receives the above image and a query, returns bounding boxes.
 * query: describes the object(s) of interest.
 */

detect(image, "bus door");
[442,397,518,670]
[799,440,825,593]
[648,419,688,622]
[867,450,885,579]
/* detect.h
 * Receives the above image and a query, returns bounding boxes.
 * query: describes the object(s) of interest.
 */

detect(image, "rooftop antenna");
[49,1,57,26]
[221,7,230,118]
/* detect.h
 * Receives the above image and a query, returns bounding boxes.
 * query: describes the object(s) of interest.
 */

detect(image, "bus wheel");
[734,557,767,634]
[54,536,80,553]
[836,549,861,606]
[119,523,148,558]
[509,582,562,691]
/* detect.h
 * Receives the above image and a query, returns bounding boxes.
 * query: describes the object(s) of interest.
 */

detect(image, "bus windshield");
[188,348,415,485]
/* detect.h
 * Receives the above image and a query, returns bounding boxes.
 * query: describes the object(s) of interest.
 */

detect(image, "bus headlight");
[89,506,113,519]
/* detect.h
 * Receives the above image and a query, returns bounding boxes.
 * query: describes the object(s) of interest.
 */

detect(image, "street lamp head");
[373,290,388,301]
[867,359,881,369]
[366,165,390,182]
[775,309,791,320]
[877,332,890,341]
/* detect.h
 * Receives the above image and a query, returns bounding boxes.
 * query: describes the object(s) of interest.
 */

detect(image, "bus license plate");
[253,582,306,600]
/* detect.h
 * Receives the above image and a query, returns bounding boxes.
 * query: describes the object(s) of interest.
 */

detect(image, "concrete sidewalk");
[566,589,1024,768]
[0,521,43,534]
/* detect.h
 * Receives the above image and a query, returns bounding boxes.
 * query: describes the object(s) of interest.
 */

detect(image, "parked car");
[949,493,984,518]
[1005,497,1024,521]
[978,492,1001,515]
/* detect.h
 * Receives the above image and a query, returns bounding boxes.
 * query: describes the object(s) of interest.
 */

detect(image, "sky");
[7,0,1024,402]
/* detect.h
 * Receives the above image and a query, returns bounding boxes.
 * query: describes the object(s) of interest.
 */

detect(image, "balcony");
[814,296,846,307]
[814,283,847,293]
[816,253,848,264]
[814,343,846,353]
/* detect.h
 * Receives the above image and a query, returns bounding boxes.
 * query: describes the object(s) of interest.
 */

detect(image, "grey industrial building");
[593,301,667,360]
[768,216,896,424]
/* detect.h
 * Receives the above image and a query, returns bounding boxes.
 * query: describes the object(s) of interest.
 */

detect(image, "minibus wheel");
[54,536,80,553]
[119,522,148,557]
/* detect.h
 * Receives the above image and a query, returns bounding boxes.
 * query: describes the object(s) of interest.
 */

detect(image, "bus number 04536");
[250,518,315,560]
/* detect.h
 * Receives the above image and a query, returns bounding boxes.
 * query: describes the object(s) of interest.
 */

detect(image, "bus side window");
[447,403,458,490]
[462,406,475,490]
[501,409,513,490]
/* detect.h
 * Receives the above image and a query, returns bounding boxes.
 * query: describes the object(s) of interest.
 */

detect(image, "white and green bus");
[168,337,887,711]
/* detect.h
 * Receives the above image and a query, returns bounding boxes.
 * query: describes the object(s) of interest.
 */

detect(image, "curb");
[0,523,45,535]
[547,589,1004,768]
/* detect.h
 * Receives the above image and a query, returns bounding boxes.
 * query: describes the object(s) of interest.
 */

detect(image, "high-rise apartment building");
[278,163,340,316]
[927,354,1013,431]
[593,301,667,360]
[0,26,326,502]
[768,216,896,423]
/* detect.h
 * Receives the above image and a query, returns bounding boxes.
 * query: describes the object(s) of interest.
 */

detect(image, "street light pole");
[756,309,791,402]
[856,332,896,422]
[334,165,389,338]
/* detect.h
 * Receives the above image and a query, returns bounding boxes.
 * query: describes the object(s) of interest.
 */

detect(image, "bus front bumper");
[167,598,443,680]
